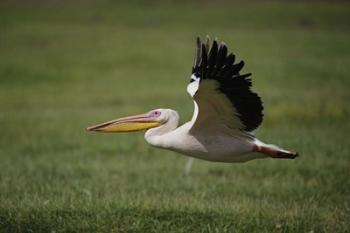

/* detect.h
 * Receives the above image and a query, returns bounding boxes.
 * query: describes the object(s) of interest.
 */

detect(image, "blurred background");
[0,1,349,232]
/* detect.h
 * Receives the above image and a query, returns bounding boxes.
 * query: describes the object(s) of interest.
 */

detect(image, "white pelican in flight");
[87,36,298,164]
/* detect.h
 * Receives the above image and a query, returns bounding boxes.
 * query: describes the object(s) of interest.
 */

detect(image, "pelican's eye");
[152,111,161,117]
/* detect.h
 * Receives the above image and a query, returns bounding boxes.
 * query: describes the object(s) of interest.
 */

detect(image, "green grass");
[1,1,350,232]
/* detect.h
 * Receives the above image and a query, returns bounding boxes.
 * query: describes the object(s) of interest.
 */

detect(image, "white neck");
[144,111,179,148]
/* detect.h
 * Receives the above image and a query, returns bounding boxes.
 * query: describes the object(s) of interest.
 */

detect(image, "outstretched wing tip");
[196,36,201,44]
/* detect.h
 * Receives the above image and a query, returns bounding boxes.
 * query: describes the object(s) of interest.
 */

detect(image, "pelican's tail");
[254,141,298,159]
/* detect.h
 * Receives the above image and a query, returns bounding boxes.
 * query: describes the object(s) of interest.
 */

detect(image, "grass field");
[0,1,350,232]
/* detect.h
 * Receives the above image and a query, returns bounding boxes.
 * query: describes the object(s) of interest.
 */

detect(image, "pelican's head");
[86,109,172,133]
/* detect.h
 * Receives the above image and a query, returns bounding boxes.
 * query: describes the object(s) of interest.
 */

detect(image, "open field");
[0,1,350,232]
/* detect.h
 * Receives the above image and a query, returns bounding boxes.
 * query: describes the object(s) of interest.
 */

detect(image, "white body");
[145,109,267,162]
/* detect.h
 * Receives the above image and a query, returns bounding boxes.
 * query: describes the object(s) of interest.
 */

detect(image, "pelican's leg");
[184,158,194,175]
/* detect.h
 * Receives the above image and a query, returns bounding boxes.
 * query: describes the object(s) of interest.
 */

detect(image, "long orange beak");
[86,112,161,133]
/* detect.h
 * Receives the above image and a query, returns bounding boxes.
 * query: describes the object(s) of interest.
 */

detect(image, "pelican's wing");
[187,36,263,133]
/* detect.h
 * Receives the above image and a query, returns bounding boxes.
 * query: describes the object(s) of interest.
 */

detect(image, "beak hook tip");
[86,126,95,131]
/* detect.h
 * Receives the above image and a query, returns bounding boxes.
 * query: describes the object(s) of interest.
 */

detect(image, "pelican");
[87,36,298,164]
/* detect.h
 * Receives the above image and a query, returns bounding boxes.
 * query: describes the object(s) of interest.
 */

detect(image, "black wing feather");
[217,53,235,78]
[191,36,264,132]
[215,43,227,71]
[201,44,208,80]
[207,40,218,76]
